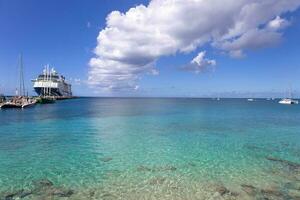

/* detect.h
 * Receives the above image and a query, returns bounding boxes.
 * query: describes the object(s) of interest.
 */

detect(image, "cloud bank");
[89,0,300,91]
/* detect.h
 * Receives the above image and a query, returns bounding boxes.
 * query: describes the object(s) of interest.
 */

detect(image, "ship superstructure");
[32,66,72,97]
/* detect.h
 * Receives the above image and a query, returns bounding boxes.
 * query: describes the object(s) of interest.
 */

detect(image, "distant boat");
[279,87,298,105]
[278,98,298,105]
[247,98,254,102]
[212,97,221,101]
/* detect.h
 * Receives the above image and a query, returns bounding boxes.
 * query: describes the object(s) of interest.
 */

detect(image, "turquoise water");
[0,98,300,199]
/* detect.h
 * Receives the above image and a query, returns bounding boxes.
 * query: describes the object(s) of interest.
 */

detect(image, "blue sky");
[0,0,300,97]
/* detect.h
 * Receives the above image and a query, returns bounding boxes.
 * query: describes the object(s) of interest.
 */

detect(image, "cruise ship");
[32,66,72,97]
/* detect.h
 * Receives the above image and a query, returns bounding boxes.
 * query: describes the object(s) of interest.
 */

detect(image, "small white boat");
[278,98,298,105]
[279,87,298,105]
[247,98,254,102]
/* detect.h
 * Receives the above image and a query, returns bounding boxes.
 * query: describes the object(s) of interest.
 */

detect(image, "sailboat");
[279,98,298,105]
[0,87,5,104]
[247,93,255,102]
[279,88,298,105]
[0,55,36,109]
[0,95,5,103]
[0,95,5,105]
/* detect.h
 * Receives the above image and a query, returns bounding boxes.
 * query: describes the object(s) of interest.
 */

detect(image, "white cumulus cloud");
[183,51,216,73]
[89,0,300,91]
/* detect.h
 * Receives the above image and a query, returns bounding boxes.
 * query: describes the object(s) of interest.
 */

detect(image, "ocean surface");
[0,98,300,200]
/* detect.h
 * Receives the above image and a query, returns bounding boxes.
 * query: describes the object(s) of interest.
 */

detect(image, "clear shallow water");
[0,98,300,199]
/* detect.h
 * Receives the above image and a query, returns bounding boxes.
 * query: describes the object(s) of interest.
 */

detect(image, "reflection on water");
[0,98,300,199]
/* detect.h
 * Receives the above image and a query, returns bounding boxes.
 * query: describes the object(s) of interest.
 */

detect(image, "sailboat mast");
[43,66,45,96]
[47,65,49,96]
[47,65,50,96]
[22,56,25,96]
[19,55,21,96]
[19,54,26,96]
[289,86,293,99]
[49,67,52,96]
[46,65,48,96]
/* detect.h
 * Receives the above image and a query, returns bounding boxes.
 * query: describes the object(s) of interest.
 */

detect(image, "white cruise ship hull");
[33,82,72,97]
[32,67,72,97]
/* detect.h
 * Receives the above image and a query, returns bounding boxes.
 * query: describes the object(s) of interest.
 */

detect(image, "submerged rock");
[137,165,177,172]
[137,165,153,172]
[18,190,32,198]
[89,190,96,197]
[170,185,179,190]
[241,184,257,196]
[50,188,74,197]
[33,179,53,188]
[266,156,300,170]
[261,187,285,199]
[188,162,196,167]
[161,165,177,171]
[208,192,224,200]
[2,189,32,200]
[287,189,300,200]
[240,184,289,199]
[32,179,54,195]
[1,179,75,200]
[104,169,122,178]
[149,177,166,185]
[285,182,300,190]
[101,193,118,200]
[245,144,264,151]
[269,168,300,182]
[31,178,75,198]
[214,184,239,198]
[216,185,229,196]
[100,157,113,162]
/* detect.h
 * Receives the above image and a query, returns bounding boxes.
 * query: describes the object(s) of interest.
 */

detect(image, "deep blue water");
[0,98,299,199]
